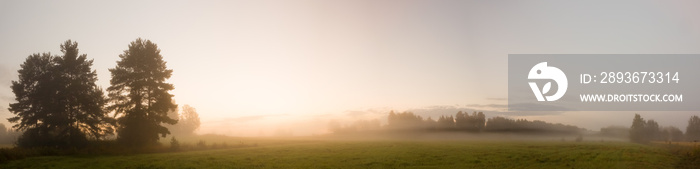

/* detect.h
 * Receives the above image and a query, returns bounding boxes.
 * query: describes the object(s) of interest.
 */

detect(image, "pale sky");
[1,0,700,136]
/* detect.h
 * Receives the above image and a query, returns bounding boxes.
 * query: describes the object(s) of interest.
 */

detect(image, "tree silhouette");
[661,126,683,142]
[165,104,201,136]
[484,116,581,134]
[178,105,201,135]
[424,117,437,130]
[108,38,177,147]
[474,112,486,131]
[462,111,485,132]
[437,115,455,130]
[8,40,113,148]
[0,123,20,144]
[455,111,467,129]
[629,114,646,143]
[644,119,660,141]
[629,114,662,143]
[326,111,586,135]
[686,115,700,141]
[386,111,426,130]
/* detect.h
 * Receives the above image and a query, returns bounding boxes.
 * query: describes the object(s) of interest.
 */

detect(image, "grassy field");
[0,138,683,169]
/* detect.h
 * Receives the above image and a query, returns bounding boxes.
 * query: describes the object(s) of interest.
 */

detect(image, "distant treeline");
[329,111,585,135]
[0,124,20,144]
[625,114,699,143]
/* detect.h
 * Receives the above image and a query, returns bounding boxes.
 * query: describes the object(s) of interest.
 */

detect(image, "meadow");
[0,135,688,169]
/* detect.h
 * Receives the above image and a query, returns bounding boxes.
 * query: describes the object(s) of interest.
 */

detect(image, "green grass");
[0,140,679,169]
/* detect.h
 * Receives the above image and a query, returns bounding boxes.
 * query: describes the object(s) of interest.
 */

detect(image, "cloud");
[402,104,566,118]
[465,104,507,109]
[345,110,368,117]
[406,105,483,118]
[506,103,573,112]
[206,114,289,124]
[489,110,566,117]
[344,108,388,118]
[486,97,507,101]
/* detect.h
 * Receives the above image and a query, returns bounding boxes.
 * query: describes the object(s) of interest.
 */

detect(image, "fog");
[194,107,694,139]
[2,0,700,141]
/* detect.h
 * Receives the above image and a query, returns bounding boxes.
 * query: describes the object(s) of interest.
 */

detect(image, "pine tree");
[686,115,700,141]
[455,111,466,130]
[476,112,486,131]
[108,38,177,147]
[8,40,112,148]
[644,119,660,141]
[629,114,646,143]
[8,53,55,147]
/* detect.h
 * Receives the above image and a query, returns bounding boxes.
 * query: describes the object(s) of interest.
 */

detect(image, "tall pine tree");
[8,40,112,148]
[108,38,177,146]
[686,115,700,141]
[629,114,647,143]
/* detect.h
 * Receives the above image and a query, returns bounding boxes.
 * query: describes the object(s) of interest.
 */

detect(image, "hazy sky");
[1,0,700,136]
